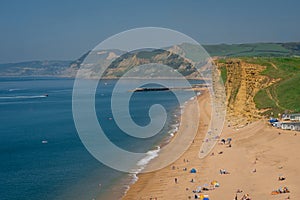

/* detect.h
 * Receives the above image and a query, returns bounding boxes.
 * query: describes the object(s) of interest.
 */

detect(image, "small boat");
[42,140,48,144]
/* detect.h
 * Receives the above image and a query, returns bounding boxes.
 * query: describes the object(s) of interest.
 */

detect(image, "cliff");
[216,57,300,127]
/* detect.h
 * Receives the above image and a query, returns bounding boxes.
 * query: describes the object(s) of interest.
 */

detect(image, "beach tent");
[190,168,197,173]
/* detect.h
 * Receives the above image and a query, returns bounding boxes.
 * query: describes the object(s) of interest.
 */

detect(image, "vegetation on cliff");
[217,57,300,123]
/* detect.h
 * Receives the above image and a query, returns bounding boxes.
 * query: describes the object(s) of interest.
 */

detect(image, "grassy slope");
[243,57,300,116]
[178,42,300,58]
[204,43,293,57]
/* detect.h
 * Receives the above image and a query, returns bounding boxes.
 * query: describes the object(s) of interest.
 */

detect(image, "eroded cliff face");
[217,59,275,127]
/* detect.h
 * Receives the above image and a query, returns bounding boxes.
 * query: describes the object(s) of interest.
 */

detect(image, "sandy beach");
[122,89,300,200]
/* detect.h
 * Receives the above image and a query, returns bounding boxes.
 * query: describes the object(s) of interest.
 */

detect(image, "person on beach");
[221,138,226,144]
[175,178,178,184]
[234,194,238,200]
[227,138,232,144]
[278,176,286,181]
[220,169,230,174]
[241,194,251,200]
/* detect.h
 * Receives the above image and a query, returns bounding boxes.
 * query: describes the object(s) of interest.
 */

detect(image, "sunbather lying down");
[271,186,290,195]
[241,193,252,200]
[219,169,230,174]
[278,176,286,181]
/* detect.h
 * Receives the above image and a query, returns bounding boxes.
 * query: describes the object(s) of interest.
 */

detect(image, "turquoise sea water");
[0,77,200,200]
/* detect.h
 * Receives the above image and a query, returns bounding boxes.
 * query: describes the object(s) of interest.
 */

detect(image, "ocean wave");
[124,146,161,196]
[0,95,47,99]
[167,122,180,138]
[129,146,161,175]
[8,88,23,92]
[0,101,44,105]
[129,173,139,184]
[137,146,160,167]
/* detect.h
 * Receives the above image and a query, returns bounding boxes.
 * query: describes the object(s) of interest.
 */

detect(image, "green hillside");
[246,57,300,115]
[179,42,300,58]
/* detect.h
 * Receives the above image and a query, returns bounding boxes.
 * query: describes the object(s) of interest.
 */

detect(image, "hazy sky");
[1,0,300,63]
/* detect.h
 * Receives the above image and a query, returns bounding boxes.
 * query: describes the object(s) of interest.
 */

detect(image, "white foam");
[8,88,22,92]
[171,123,180,128]
[130,173,139,183]
[129,146,161,177]
[137,146,160,166]
[0,95,47,99]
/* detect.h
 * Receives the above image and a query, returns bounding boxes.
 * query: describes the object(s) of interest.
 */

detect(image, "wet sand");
[122,89,300,200]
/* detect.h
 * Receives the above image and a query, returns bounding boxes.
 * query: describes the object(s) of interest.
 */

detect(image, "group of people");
[234,193,251,200]
[240,194,251,200]
[220,138,232,145]
[271,186,290,195]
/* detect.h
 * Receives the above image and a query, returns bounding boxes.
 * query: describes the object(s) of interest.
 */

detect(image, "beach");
[122,89,300,200]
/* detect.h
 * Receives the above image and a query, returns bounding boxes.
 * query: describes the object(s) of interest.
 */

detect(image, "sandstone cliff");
[216,59,278,127]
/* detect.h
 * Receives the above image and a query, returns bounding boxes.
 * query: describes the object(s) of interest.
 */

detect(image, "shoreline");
[122,89,211,199]
[122,89,300,199]
[120,90,203,197]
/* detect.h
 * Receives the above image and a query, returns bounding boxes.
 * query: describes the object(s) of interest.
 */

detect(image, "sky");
[0,0,300,63]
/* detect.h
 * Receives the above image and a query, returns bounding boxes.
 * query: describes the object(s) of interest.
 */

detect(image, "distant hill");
[66,42,300,79]
[1,42,300,77]
[204,42,300,57]
[0,60,71,77]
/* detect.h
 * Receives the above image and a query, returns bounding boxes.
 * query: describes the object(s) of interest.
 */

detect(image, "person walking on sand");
[234,194,238,200]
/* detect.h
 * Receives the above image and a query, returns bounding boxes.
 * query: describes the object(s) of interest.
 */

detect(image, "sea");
[0,77,202,200]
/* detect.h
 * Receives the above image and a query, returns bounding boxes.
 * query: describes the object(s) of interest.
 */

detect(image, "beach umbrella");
[200,194,209,200]
[211,180,220,187]
[211,180,217,185]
